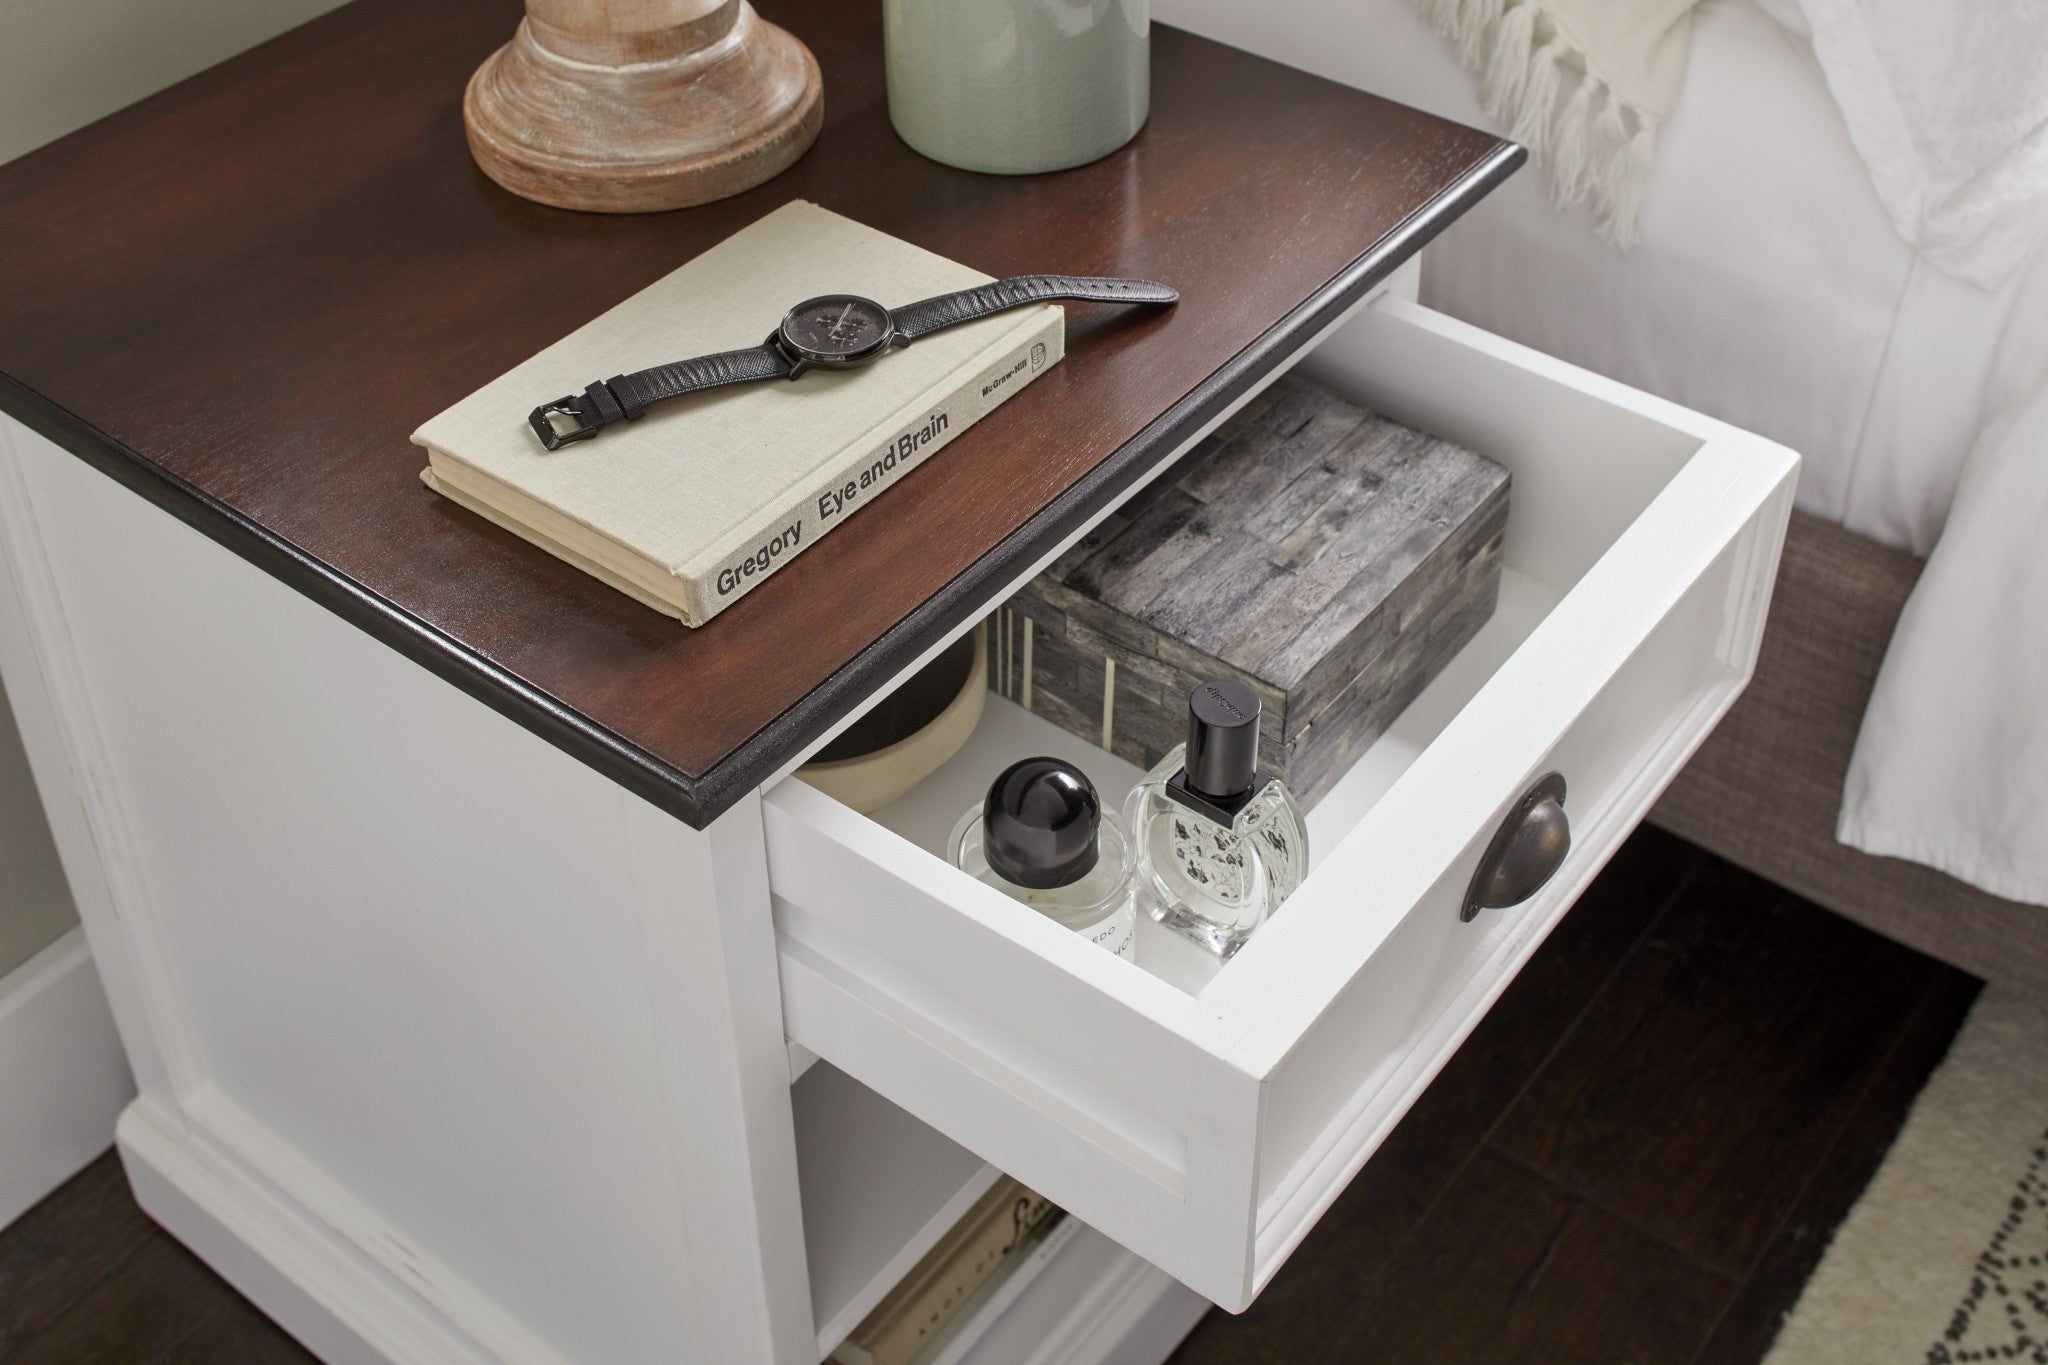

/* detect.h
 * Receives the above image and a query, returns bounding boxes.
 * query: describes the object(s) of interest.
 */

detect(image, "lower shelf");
[795,1060,1209,1365]
[795,1061,999,1358]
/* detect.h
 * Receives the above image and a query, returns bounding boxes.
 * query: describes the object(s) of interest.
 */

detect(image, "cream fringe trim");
[1422,0,1658,246]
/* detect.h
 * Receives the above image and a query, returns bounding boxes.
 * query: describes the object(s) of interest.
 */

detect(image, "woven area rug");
[1766,989,2048,1364]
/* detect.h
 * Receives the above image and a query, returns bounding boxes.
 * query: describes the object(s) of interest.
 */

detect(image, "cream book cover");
[413,200,1065,626]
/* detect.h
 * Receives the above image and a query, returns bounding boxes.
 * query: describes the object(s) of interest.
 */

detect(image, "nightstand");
[0,1,1795,1360]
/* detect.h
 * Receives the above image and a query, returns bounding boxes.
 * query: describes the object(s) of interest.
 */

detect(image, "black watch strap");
[529,275,1176,450]
[529,343,793,450]
[891,275,1179,343]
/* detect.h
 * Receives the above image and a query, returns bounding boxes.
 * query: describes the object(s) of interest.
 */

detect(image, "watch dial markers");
[780,294,893,364]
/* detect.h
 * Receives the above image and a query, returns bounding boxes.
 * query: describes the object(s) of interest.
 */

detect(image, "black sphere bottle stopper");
[982,757,1101,889]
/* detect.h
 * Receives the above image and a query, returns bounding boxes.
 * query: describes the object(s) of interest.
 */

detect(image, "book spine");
[679,309,1067,626]
[846,1187,1061,1365]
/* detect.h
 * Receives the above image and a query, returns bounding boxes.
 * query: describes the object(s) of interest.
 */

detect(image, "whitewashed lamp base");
[464,0,824,214]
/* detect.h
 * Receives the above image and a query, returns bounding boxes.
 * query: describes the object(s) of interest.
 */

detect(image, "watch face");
[779,294,895,367]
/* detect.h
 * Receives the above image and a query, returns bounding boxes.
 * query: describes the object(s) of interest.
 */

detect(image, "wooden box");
[990,375,1509,804]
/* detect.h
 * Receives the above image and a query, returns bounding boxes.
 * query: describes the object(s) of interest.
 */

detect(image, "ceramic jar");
[882,0,1149,174]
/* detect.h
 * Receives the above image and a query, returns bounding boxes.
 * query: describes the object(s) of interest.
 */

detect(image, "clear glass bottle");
[950,757,1137,961]
[1124,679,1307,959]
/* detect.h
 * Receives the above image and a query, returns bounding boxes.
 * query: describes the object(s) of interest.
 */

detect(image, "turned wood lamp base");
[464,0,823,214]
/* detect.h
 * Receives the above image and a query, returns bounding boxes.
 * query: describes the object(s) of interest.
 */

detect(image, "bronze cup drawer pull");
[1462,773,1570,922]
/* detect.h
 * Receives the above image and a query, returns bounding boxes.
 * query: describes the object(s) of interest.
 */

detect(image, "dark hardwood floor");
[1169,828,1980,1365]
[0,830,1977,1364]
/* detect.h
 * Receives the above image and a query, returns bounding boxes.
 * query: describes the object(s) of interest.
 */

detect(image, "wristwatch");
[529,274,1178,450]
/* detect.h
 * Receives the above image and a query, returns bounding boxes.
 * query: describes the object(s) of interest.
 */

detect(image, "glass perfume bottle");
[950,757,1137,960]
[1125,679,1307,959]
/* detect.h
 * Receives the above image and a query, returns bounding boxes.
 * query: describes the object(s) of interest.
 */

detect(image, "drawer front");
[765,296,1797,1311]
[1243,524,1758,1276]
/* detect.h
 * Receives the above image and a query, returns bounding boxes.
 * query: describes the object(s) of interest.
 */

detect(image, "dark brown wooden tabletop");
[0,0,1518,827]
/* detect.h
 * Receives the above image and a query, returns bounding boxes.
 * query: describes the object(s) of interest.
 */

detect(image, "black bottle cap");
[981,757,1102,890]
[1183,678,1262,800]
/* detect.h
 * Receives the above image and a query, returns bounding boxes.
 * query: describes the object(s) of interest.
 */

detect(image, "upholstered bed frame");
[1652,513,2047,999]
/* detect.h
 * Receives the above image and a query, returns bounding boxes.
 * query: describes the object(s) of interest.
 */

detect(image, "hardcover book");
[829,1178,1060,1365]
[414,201,1065,626]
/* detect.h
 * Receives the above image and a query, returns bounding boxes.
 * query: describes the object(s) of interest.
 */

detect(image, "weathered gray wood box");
[989,375,1509,805]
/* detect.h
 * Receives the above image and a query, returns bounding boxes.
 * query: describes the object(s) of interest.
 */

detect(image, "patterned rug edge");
[1764,988,2048,1365]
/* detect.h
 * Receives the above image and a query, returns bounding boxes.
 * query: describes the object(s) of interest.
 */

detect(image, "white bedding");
[1165,0,2023,554]
[1160,0,2048,899]
[1755,0,2048,290]
[1840,241,2048,904]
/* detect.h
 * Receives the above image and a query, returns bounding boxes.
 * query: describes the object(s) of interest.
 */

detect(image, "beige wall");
[0,0,351,974]
[0,680,75,977]
[1,0,351,163]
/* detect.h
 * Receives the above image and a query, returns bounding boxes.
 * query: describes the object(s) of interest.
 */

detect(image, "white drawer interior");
[765,296,1797,1311]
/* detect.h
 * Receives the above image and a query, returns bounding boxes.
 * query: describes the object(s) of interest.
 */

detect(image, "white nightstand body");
[0,257,1793,1363]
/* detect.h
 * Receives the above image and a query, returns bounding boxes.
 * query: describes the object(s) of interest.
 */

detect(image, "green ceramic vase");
[883,0,1149,175]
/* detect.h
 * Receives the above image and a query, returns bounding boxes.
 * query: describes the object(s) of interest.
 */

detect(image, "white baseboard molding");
[0,927,133,1229]
[125,1094,1213,1365]
[117,1099,511,1365]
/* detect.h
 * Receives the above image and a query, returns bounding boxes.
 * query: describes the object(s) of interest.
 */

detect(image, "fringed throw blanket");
[1419,0,1699,246]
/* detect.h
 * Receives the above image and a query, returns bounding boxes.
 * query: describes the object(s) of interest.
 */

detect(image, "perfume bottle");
[1125,679,1307,958]
[950,757,1137,960]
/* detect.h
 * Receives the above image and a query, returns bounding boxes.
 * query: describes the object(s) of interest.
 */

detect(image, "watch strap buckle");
[528,381,627,451]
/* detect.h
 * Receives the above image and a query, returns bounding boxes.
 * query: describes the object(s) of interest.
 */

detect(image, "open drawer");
[761,295,1798,1312]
